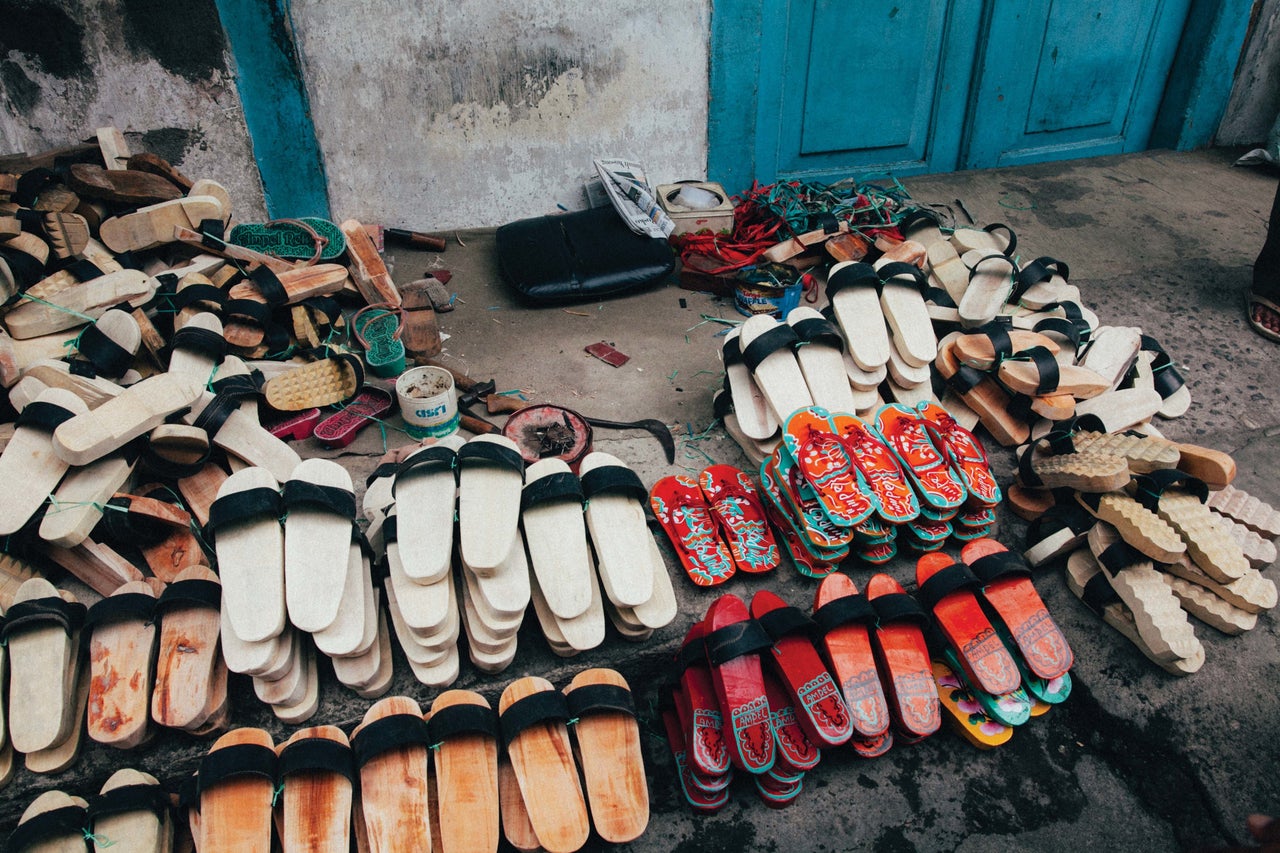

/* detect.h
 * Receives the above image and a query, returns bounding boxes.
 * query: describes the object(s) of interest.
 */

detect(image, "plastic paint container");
[395,365,460,438]
[734,278,802,318]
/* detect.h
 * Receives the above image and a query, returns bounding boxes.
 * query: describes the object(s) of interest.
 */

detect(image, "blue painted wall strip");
[708,0,764,195]
[213,0,329,219]
[1151,0,1253,150]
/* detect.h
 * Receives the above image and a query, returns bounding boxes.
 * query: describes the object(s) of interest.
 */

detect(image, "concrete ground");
[3,147,1278,851]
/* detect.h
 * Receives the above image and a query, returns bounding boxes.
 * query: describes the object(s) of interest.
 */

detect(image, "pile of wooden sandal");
[6,669,649,853]
[655,402,1001,581]
[1018,430,1279,675]
[663,557,1073,811]
[361,436,677,678]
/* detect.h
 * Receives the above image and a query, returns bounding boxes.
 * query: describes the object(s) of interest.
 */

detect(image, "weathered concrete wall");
[0,0,266,219]
[1219,0,1280,145]
[288,0,711,230]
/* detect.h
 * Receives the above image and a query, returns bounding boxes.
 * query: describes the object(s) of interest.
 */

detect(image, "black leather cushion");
[495,206,675,305]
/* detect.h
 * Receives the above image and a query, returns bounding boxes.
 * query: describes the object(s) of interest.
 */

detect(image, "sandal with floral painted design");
[698,464,780,574]
[915,400,1001,508]
[704,594,775,775]
[931,659,1013,749]
[649,475,735,587]
[873,403,968,513]
[827,411,920,524]
[781,407,877,527]
[675,621,731,779]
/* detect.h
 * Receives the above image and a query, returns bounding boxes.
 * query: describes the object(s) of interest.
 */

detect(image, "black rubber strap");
[870,592,927,625]
[162,283,226,312]
[278,738,355,784]
[87,784,171,822]
[281,479,356,519]
[206,487,282,537]
[791,317,845,353]
[712,384,734,420]
[968,551,1032,584]
[222,297,273,327]
[878,261,929,295]
[15,401,76,432]
[740,324,800,374]
[521,472,584,512]
[190,392,240,441]
[705,619,773,666]
[155,578,221,613]
[825,262,879,299]
[248,264,289,305]
[75,321,134,378]
[198,743,277,796]
[1140,335,1185,399]
[3,596,87,641]
[1032,316,1085,351]
[63,258,107,282]
[1027,503,1093,544]
[1096,540,1146,575]
[457,441,525,474]
[1017,430,1076,488]
[916,563,982,613]
[4,804,88,852]
[176,774,199,811]
[425,703,499,745]
[170,325,228,363]
[392,446,458,497]
[1007,345,1060,395]
[948,363,989,395]
[566,683,636,719]
[99,494,175,546]
[142,433,209,481]
[972,321,1014,362]
[900,208,941,235]
[580,465,647,503]
[499,691,571,750]
[721,336,743,367]
[678,636,707,670]
[1081,572,1122,614]
[755,606,815,642]
[199,219,226,245]
[351,713,430,766]
[381,514,399,545]
[83,592,156,635]
[210,372,263,401]
[14,167,61,207]
[1014,256,1069,301]
[365,461,399,487]
[1133,469,1208,511]
[982,222,1017,256]
[0,245,46,290]
[812,594,876,634]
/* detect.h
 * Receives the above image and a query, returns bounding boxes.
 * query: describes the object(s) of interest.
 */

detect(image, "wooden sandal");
[457,434,525,575]
[99,194,224,252]
[1164,553,1277,614]
[350,697,431,849]
[1134,470,1249,583]
[499,676,590,853]
[703,594,774,774]
[872,260,938,368]
[89,768,172,853]
[564,669,650,844]
[6,578,85,755]
[522,458,593,619]
[960,538,1073,679]
[874,403,968,512]
[209,467,286,644]
[1076,491,1186,563]
[720,327,779,440]
[863,573,940,739]
[915,400,1001,508]
[1164,574,1257,635]
[53,373,203,467]
[1016,429,1131,493]
[951,223,1016,256]
[749,590,852,748]
[811,574,891,743]
[5,790,90,852]
[934,339,1029,447]
[1024,502,1095,567]
[1065,548,1203,675]
[1087,523,1203,663]
[782,407,877,527]
[151,566,224,732]
[0,390,86,535]
[276,726,354,852]
[739,313,813,421]
[581,451,659,604]
[787,306,857,412]
[84,582,159,749]
[675,620,731,778]
[915,554,1021,695]
[198,728,276,852]
[958,252,1016,328]
[283,458,356,633]
[659,703,731,814]
[388,438,463,583]
[428,690,500,853]
[826,261,891,371]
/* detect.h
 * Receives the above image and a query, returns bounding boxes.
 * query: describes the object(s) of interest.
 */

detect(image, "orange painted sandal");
[828,411,920,524]
[811,574,891,745]
[781,407,877,527]
[873,403,967,513]
[915,400,1001,508]
[915,554,1021,696]
[959,538,1073,680]
[864,574,941,741]
[649,475,735,586]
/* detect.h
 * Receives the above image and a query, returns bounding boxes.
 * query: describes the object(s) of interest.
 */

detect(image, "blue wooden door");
[709,0,1206,192]
[962,0,1192,167]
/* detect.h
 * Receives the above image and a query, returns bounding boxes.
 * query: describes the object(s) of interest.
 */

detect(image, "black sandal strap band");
[198,743,277,796]
[87,784,171,822]
[705,619,773,666]
[5,804,88,852]
[755,606,815,642]
[206,487,282,537]
[812,594,876,634]
[740,324,800,374]
[278,738,355,784]
[499,691,571,750]
[16,401,76,433]
[566,683,636,719]
[1133,469,1208,511]
[426,703,499,746]
[870,592,927,625]
[968,550,1032,584]
[917,563,981,613]
[521,472,584,512]
[84,593,156,634]
[155,578,221,613]
[457,441,525,474]
[791,317,845,353]
[580,465,647,503]
[281,480,356,519]
[3,596,86,641]
[351,714,430,766]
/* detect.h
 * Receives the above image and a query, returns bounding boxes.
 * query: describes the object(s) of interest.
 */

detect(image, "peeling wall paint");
[0,0,265,219]
[1218,0,1280,145]
[288,0,711,230]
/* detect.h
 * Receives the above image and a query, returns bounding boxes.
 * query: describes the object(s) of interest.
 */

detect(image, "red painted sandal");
[873,403,967,512]
[781,407,877,527]
[661,701,730,813]
[762,668,821,774]
[650,475,735,586]
[313,385,394,448]
[698,464,780,574]
[675,621,730,778]
[915,553,1021,696]
[828,412,920,524]
[864,573,941,740]
[750,590,853,749]
[811,573,891,743]
[959,538,1073,680]
[704,594,775,774]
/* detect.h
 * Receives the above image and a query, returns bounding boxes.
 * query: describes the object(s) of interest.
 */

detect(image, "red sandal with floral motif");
[704,594,775,774]
[649,475,735,586]
[781,407,878,528]
[873,403,968,512]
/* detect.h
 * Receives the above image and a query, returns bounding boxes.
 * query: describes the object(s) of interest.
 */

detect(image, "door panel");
[757,0,983,182]
[962,0,1192,167]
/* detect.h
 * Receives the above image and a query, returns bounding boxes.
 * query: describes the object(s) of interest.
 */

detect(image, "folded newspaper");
[592,157,676,239]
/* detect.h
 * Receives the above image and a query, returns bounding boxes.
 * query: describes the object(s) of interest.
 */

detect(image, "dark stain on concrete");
[0,59,41,113]
[415,42,614,121]
[670,816,764,853]
[871,824,917,852]
[137,126,206,164]
[120,0,227,82]
[0,1,88,78]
